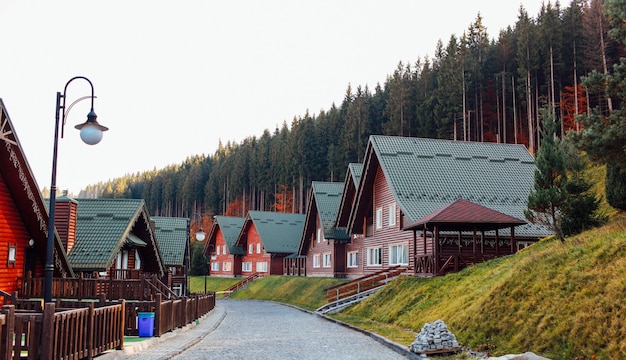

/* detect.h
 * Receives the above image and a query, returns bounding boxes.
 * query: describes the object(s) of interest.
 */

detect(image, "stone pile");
[409,319,460,354]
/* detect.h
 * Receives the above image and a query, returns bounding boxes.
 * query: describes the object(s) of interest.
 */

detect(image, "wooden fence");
[0,301,124,360]
[0,292,215,359]
[21,273,178,301]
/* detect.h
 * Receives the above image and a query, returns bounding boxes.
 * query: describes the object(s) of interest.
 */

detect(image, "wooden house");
[345,135,552,276]
[152,216,190,295]
[65,198,165,279]
[296,181,350,277]
[0,99,73,297]
[334,163,365,278]
[205,216,245,277]
[235,211,304,276]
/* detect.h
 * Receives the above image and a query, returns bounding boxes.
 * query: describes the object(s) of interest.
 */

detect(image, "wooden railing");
[1,301,125,360]
[20,272,180,301]
[323,266,406,304]
[222,273,262,296]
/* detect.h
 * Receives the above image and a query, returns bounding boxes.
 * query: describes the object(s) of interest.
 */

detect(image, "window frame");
[211,261,220,271]
[388,243,409,266]
[322,253,332,268]
[256,261,268,272]
[366,247,383,266]
[389,203,396,226]
[242,262,252,272]
[375,208,383,229]
[313,254,321,268]
[347,251,359,268]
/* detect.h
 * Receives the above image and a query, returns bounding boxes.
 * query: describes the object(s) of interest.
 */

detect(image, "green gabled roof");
[245,211,305,254]
[68,198,162,271]
[214,216,245,255]
[347,163,363,188]
[363,135,551,238]
[152,216,188,267]
[311,181,349,239]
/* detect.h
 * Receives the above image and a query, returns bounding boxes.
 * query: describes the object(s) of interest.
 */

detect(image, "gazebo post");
[495,229,500,256]
[433,225,439,275]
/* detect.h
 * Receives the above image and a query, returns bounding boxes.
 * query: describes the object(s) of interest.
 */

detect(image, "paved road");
[173,300,408,360]
[103,299,413,360]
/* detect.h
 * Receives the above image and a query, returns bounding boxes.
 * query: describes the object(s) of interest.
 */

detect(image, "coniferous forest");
[79,0,623,219]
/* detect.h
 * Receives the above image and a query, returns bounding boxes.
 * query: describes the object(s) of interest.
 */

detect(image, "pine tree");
[560,137,606,236]
[525,109,567,242]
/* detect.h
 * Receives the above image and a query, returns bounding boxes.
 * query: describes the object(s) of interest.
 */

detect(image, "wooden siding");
[305,225,336,277]
[54,200,77,254]
[0,173,31,293]
[361,167,414,274]
[239,224,273,275]
[343,235,365,278]
[210,228,240,277]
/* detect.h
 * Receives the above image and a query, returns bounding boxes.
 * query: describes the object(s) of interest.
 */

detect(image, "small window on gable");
[223,245,227,255]
[249,244,253,254]
[375,208,383,229]
[7,244,16,267]
[257,243,261,254]
[217,246,221,255]
[389,203,396,226]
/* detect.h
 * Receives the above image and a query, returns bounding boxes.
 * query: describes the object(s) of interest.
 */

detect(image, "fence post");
[41,302,56,360]
[87,302,95,360]
[0,305,15,360]
[154,293,162,337]
[118,299,125,350]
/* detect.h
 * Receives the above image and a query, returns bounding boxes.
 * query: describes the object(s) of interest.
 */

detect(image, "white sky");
[0,0,544,194]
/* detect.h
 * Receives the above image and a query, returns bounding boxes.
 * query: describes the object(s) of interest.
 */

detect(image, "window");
[223,245,227,255]
[242,262,252,272]
[256,261,268,272]
[347,251,359,268]
[217,246,221,255]
[257,243,261,254]
[248,244,253,254]
[211,262,220,271]
[389,203,396,226]
[375,208,383,229]
[313,254,321,268]
[389,243,409,265]
[134,249,141,269]
[7,244,16,267]
[323,253,332,268]
[317,228,322,243]
[223,262,232,272]
[367,247,382,266]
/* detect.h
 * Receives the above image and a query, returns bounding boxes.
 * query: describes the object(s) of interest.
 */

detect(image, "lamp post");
[190,213,207,294]
[44,76,108,304]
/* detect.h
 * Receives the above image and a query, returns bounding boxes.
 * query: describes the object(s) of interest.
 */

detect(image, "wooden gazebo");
[403,198,527,276]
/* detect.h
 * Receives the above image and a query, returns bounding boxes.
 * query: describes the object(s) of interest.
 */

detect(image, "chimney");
[54,196,78,254]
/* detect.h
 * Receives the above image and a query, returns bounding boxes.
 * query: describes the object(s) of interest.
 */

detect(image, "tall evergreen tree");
[525,109,567,242]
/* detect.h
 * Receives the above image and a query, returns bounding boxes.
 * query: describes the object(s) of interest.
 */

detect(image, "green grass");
[189,276,242,294]
[230,275,344,311]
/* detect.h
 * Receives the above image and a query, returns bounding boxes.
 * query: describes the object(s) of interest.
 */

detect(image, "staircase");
[222,272,263,297]
[316,267,407,314]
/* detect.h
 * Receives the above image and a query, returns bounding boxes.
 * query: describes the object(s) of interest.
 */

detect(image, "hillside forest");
[69,0,624,222]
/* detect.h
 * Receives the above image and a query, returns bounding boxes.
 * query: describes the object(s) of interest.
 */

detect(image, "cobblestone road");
[102,299,413,360]
[171,300,409,360]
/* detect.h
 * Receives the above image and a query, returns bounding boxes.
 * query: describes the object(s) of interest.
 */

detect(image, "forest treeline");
[76,0,622,219]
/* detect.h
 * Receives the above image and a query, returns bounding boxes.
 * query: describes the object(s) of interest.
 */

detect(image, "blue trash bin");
[138,312,155,337]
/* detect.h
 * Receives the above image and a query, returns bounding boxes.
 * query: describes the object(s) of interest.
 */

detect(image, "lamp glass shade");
[195,230,206,242]
[79,124,104,145]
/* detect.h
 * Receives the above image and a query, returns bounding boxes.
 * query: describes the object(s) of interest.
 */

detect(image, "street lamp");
[190,213,207,293]
[44,76,108,303]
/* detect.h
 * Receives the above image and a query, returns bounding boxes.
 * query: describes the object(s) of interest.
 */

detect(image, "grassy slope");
[335,214,626,360]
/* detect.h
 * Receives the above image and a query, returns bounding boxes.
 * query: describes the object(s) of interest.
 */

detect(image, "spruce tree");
[525,110,567,242]
[560,137,606,236]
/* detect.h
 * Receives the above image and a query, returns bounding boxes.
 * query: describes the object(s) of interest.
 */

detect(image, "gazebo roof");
[403,198,527,232]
